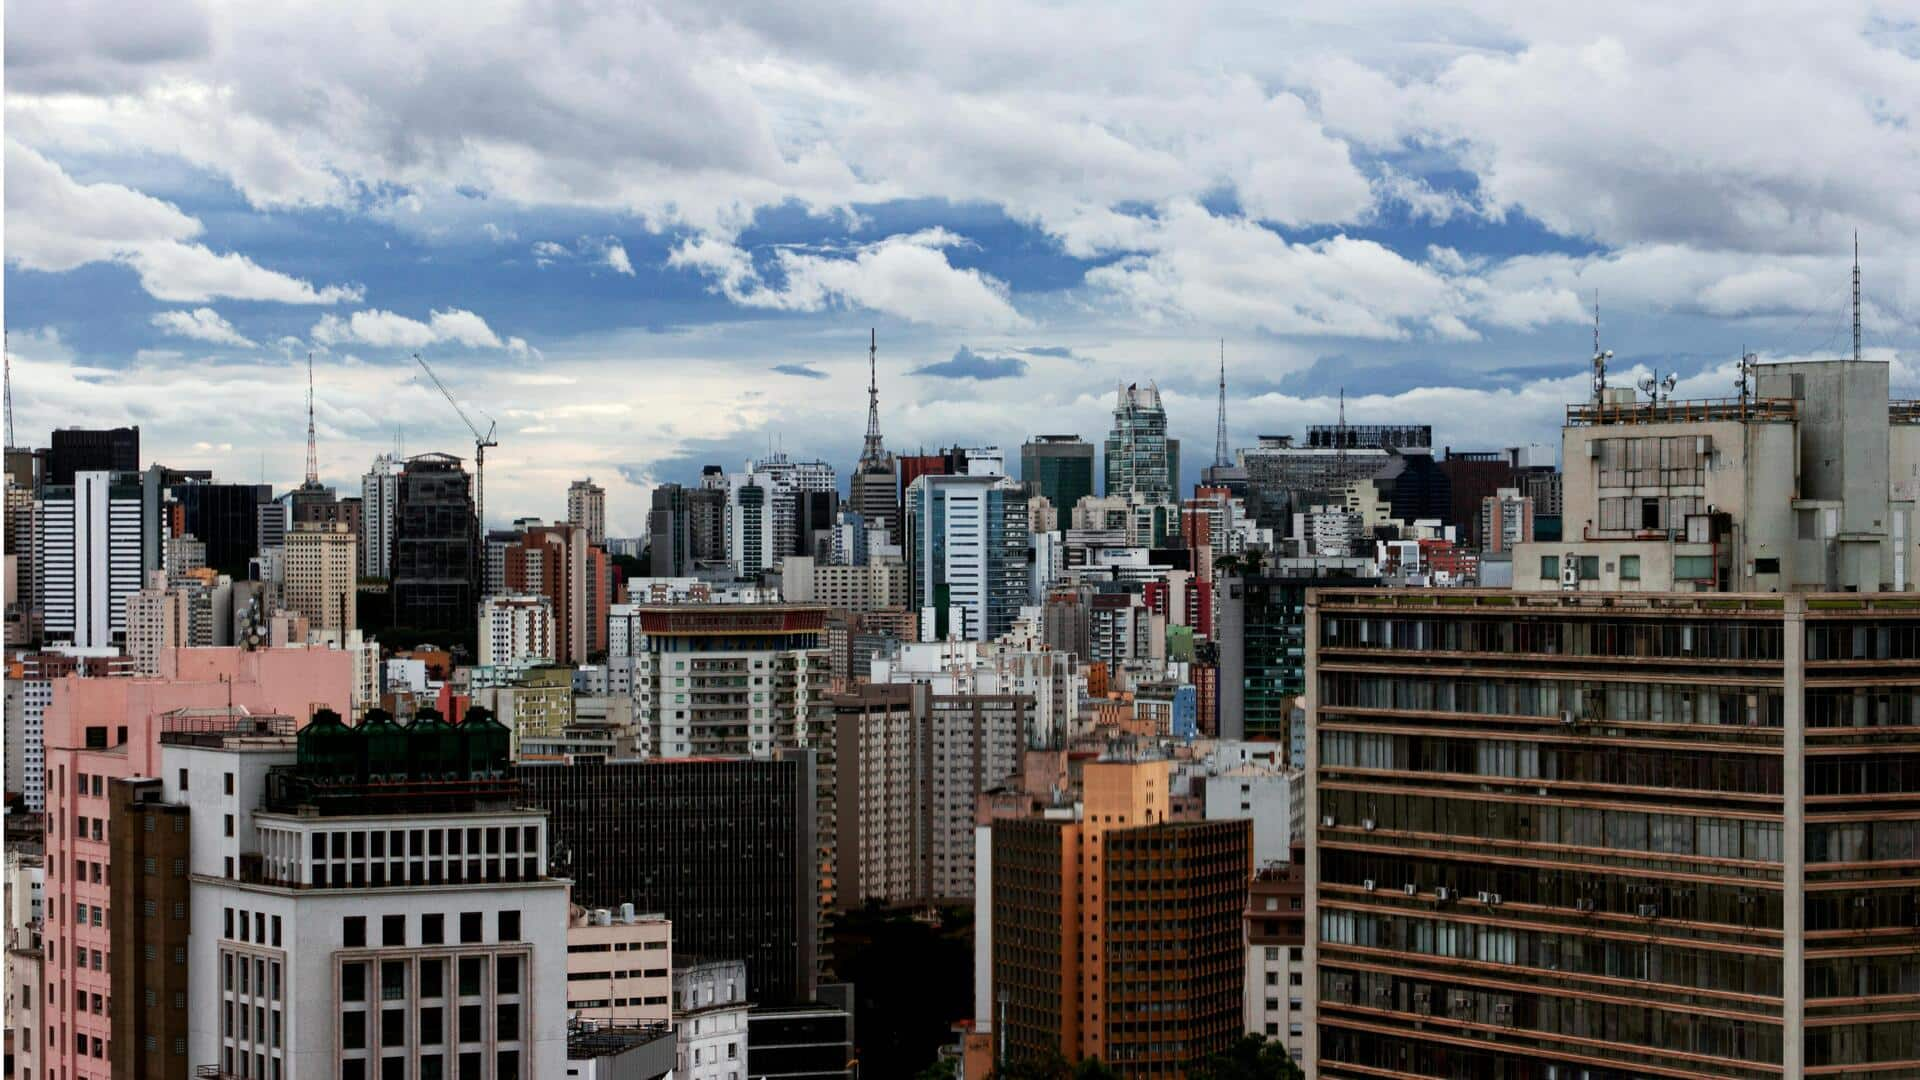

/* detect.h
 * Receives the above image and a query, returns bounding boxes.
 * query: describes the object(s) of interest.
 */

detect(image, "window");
[1675,554,1715,580]
[459,957,485,997]
[343,1011,367,1050]
[1539,555,1558,581]
[225,815,235,838]
[459,1004,482,1042]
[383,915,406,948]
[496,956,519,995]
[178,768,189,792]
[1619,555,1641,581]
[460,912,482,944]
[343,963,367,1002]
[420,959,444,998]
[497,910,520,942]
[420,1006,444,1044]
[1755,556,1780,575]
[1578,555,1600,581]
[423,914,444,945]
[344,917,367,948]
[224,772,235,795]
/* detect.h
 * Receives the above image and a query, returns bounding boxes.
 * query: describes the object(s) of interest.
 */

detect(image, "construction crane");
[413,352,498,570]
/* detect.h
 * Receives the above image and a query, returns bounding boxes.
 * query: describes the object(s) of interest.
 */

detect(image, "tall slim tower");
[860,328,886,471]
[850,329,901,546]
[1853,232,1862,363]
[1213,340,1229,469]
[304,351,319,487]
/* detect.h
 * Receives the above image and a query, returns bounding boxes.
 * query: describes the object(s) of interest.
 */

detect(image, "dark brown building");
[1438,448,1514,547]
[108,777,191,1079]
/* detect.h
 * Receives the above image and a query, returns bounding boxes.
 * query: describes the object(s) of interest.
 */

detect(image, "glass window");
[343,963,367,1002]
[1619,555,1641,580]
[1539,556,1558,581]
[343,917,366,948]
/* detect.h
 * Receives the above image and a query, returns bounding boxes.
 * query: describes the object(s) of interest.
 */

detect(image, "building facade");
[391,453,478,633]
[38,470,151,649]
[906,472,1031,643]
[1022,436,1096,519]
[568,478,607,545]
[284,521,357,637]
[359,454,402,580]
[566,906,672,1025]
[478,594,557,668]
[627,605,829,758]
[1103,385,1175,501]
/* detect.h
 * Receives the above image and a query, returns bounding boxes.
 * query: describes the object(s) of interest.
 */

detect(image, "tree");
[1189,1034,1305,1080]
[990,1053,1121,1080]
[913,1058,958,1080]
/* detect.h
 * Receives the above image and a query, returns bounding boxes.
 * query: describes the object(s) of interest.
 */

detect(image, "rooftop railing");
[1566,396,1798,426]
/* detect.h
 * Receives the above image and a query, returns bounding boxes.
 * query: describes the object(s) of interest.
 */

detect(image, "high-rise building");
[750,453,836,562]
[502,523,609,664]
[1245,855,1306,1064]
[1104,383,1174,501]
[1021,436,1096,519]
[1241,426,1433,531]
[1438,447,1514,548]
[284,521,357,637]
[391,453,478,633]
[170,480,271,578]
[565,906,673,1025]
[984,760,1250,1073]
[38,470,152,649]
[627,605,829,757]
[47,426,139,486]
[359,453,403,580]
[725,474,775,577]
[519,753,821,1006]
[849,329,902,547]
[905,471,1030,643]
[1478,485,1534,554]
[780,555,908,613]
[125,570,190,675]
[568,477,607,545]
[478,593,557,668]
[1217,568,1377,741]
[648,483,730,578]
[106,776,192,1080]
[6,479,39,626]
[1306,587,1920,1079]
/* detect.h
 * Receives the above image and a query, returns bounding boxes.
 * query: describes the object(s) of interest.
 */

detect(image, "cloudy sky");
[7,1,1920,534]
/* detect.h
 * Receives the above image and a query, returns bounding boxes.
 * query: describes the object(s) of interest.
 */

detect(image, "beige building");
[566,905,672,1025]
[781,554,909,613]
[471,667,575,753]
[124,570,190,675]
[1516,359,1920,593]
[284,520,357,635]
[568,478,607,545]
[480,593,557,667]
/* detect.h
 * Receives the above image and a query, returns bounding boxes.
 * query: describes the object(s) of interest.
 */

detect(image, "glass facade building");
[1022,435,1095,518]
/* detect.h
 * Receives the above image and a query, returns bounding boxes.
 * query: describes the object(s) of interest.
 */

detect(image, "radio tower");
[4,330,14,450]
[304,351,319,486]
[1853,232,1862,363]
[1213,339,1229,468]
[859,328,887,470]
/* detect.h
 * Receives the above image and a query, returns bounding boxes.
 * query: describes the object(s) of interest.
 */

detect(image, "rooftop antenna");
[860,328,888,470]
[304,351,319,487]
[1736,346,1757,406]
[1591,291,1613,400]
[1336,386,1348,496]
[1213,339,1229,469]
[4,329,14,451]
[1853,232,1862,363]
[1637,369,1678,404]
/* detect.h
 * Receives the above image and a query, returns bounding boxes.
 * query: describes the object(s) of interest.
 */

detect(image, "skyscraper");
[391,453,478,634]
[1020,435,1095,518]
[46,426,139,486]
[849,330,901,545]
[502,523,609,664]
[905,470,1030,642]
[38,470,152,649]
[359,453,403,580]
[1103,383,1174,501]
[284,520,358,637]
[567,477,606,544]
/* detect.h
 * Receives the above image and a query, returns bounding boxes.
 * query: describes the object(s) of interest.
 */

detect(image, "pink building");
[39,646,351,1080]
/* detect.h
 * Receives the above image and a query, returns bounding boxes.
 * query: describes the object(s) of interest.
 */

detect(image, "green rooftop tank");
[359,709,411,783]
[407,707,463,782]
[458,706,511,780]
[297,707,365,786]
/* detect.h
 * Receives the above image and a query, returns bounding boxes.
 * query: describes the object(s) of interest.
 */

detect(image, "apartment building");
[566,906,672,1025]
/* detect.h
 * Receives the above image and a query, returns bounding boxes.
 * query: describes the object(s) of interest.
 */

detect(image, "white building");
[126,570,191,675]
[164,714,570,1080]
[479,594,557,668]
[4,678,52,811]
[905,471,1030,643]
[674,958,749,1080]
[566,478,607,546]
[360,454,403,580]
[1202,763,1303,868]
[38,470,150,648]
[723,473,776,578]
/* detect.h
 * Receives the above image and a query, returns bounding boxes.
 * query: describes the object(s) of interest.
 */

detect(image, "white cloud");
[151,307,255,347]
[603,242,635,276]
[4,138,360,304]
[673,229,1029,330]
[311,307,529,354]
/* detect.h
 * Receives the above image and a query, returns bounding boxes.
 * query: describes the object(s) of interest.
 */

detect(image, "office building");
[568,477,608,545]
[38,470,152,648]
[905,471,1030,643]
[170,480,271,577]
[675,959,752,1080]
[626,604,829,757]
[724,473,775,578]
[647,483,729,578]
[1217,567,1377,741]
[566,906,673,1025]
[1437,448,1513,547]
[1478,486,1534,554]
[47,426,139,486]
[1241,426,1432,531]
[518,753,821,1006]
[1306,588,1920,1079]
[502,523,609,664]
[284,521,357,637]
[780,554,908,613]
[126,570,191,675]
[479,593,557,668]
[986,760,1250,1073]
[359,454,403,580]
[6,676,52,810]
[162,707,569,1080]
[1022,436,1096,519]
[391,453,478,633]
[1104,384,1175,500]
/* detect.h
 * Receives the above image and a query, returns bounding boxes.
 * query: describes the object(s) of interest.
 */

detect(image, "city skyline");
[7,3,1919,532]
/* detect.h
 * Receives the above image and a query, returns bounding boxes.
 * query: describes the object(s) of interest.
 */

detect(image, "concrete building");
[1516,358,1920,593]
[165,533,208,577]
[519,753,821,1007]
[1201,763,1302,868]
[1245,858,1306,1065]
[723,473,775,578]
[1306,587,1920,1079]
[106,776,193,1079]
[359,453,403,580]
[674,958,751,1080]
[284,521,357,637]
[626,604,829,758]
[126,570,191,675]
[502,523,609,665]
[392,453,479,633]
[478,593,557,668]
[566,905,673,1025]
[984,760,1250,1074]
[38,470,153,649]
[780,554,908,613]
[1478,485,1534,554]
[905,471,1031,643]
[569,477,608,545]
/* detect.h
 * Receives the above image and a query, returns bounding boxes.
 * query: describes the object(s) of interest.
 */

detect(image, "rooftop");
[565,1021,675,1062]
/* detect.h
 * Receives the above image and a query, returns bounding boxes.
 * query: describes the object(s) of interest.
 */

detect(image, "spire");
[1213,338,1229,468]
[4,330,14,451]
[304,350,319,486]
[1853,232,1862,363]
[859,328,888,471]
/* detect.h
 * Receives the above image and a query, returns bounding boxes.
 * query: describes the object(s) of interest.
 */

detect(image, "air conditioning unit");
[1478,891,1501,906]
[1447,990,1474,1018]
[1575,897,1596,913]
[1493,1002,1514,1026]
[1362,879,1377,892]
[1559,710,1576,725]
[1321,814,1337,828]
[1330,975,1355,1003]
[1361,818,1377,832]
[1402,884,1418,897]
[1637,904,1660,918]
[1434,887,1454,903]
[1411,987,1432,1015]
[1373,985,1392,1003]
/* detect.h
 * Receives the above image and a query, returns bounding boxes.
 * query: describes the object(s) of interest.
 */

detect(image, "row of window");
[1321,615,1784,662]
[343,911,519,949]
[1322,731,1783,795]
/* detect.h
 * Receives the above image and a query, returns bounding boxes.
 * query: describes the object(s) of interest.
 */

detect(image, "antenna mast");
[304,351,319,486]
[1336,386,1347,500]
[1590,292,1613,402]
[859,328,887,470]
[4,330,14,450]
[1853,232,1862,363]
[1213,339,1229,469]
